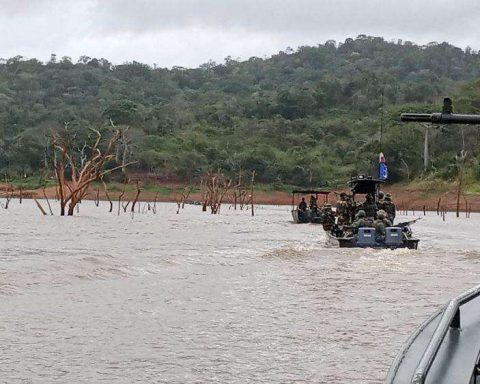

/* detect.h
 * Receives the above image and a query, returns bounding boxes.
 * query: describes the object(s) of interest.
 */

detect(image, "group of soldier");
[335,191,397,235]
[297,195,319,212]
[297,191,397,236]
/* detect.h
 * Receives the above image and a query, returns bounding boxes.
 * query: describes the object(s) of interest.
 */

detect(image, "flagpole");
[379,86,384,152]
[378,85,386,180]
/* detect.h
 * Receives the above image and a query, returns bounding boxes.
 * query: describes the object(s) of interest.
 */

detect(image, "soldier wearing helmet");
[336,192,350,225]
[374,209,392,236]
[360,193,377,219]
[352,209,374,232]
[383,193,396,223]
[377,191,386,211]
[321,203,335,231]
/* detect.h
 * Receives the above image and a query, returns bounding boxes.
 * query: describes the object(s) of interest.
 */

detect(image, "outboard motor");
[357,228,376,246]
[385,227,403,247]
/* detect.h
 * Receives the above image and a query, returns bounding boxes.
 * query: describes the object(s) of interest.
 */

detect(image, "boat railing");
[410,284,480,384]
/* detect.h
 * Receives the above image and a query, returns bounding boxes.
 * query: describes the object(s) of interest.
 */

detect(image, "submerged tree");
[51,126,131,215]
[200,172,234,214]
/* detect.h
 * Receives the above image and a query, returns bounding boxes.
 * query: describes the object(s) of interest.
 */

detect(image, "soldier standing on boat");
[383,193,396,222]
[298,197,307,211]
[346,194,356,223]
[377,191,385,211]
[336,192,350,225]
[347,195,357,223]
[360,193,377,218]
[321,203,335,231]
[309,195,318,211]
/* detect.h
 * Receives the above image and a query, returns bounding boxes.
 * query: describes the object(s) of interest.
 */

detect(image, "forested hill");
[2,35,480,187]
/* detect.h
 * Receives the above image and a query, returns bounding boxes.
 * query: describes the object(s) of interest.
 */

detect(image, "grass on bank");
[7,173,480,200]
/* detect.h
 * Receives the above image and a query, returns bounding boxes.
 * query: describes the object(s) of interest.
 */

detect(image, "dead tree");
[34,197,48,215]
[111,120,132,181]
[200,172,235,214]
[238,189,250,210]
[122,200,131,213]
[101,178,113,213]
[94,188,100,206]
[131,182,142,213]
[200,177,210,212]
[42,187,54,215]
[181,186,193,208]
[228,170,254,211]
[2,184,14,209]
[250,170,256,216]
[51,127,132,216]
[152,192,159,214]
[175,186,193,214]
[118,183,126,215]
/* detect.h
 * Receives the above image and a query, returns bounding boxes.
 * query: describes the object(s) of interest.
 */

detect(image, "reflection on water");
[1,201,479,383]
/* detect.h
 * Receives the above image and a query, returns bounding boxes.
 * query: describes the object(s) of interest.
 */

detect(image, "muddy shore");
[3,182,480,212]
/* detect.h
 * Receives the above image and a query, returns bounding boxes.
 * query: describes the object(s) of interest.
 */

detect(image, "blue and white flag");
[378,152,388,180]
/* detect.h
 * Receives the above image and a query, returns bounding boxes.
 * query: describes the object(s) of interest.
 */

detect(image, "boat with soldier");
[291,189,331,224]
[325,175,420,249]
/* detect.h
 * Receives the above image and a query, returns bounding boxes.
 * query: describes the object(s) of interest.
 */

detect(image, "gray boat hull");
[326,231,419,250]
[386,285,480,384]
[291,209,325,224]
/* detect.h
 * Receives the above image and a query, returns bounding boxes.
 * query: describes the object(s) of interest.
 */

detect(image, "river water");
[1,201,479,383]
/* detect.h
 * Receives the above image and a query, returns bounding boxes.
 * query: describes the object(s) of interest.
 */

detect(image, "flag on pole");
[378,152,388,180]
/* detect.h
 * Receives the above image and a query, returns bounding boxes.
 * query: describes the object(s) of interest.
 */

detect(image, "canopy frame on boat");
[291,190,330,208]
[348,176,384,202]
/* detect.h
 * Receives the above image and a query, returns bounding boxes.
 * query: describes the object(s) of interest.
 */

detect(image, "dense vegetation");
[2,35,480,187]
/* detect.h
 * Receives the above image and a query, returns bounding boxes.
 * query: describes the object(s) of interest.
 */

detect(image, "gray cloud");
[0,0,479,67]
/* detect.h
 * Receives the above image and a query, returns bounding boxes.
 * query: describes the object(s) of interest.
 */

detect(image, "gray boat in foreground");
[386,98,480,383]
[386,284,480,384]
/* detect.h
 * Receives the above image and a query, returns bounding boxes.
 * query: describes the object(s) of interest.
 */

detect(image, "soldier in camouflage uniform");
[298,197,307,211]
[321,203,335,231]
[377,191,385,211]
[373,210,392,236]
[351,210,366,232]
[351,210,374,233]
[336,192,350,225]
[359,193,377,219]
[383,193,396,223]
[346,195,357,223]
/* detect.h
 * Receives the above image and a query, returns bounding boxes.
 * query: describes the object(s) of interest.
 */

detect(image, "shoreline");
[2,182,480,212]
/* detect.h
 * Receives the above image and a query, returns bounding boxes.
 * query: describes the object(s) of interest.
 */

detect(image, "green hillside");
[1,35,480,187]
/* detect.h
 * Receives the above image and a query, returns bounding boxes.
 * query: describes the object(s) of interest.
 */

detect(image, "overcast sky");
[1,0,479,68]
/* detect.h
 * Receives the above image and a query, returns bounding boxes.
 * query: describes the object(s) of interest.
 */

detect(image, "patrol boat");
[291,189,330,224]
[385,284,480,384]
[326,176,419,249]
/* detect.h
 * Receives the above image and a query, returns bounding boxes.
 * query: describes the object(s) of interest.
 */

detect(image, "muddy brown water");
[1,201,479,383]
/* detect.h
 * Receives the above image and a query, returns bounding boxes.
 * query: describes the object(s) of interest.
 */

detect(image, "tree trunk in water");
[250,171,256,217]
[42,187,53,215]
[456,166,464,218]
[34,198,47,215]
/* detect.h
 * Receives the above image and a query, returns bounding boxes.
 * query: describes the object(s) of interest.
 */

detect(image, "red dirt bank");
[3,182,480,212]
